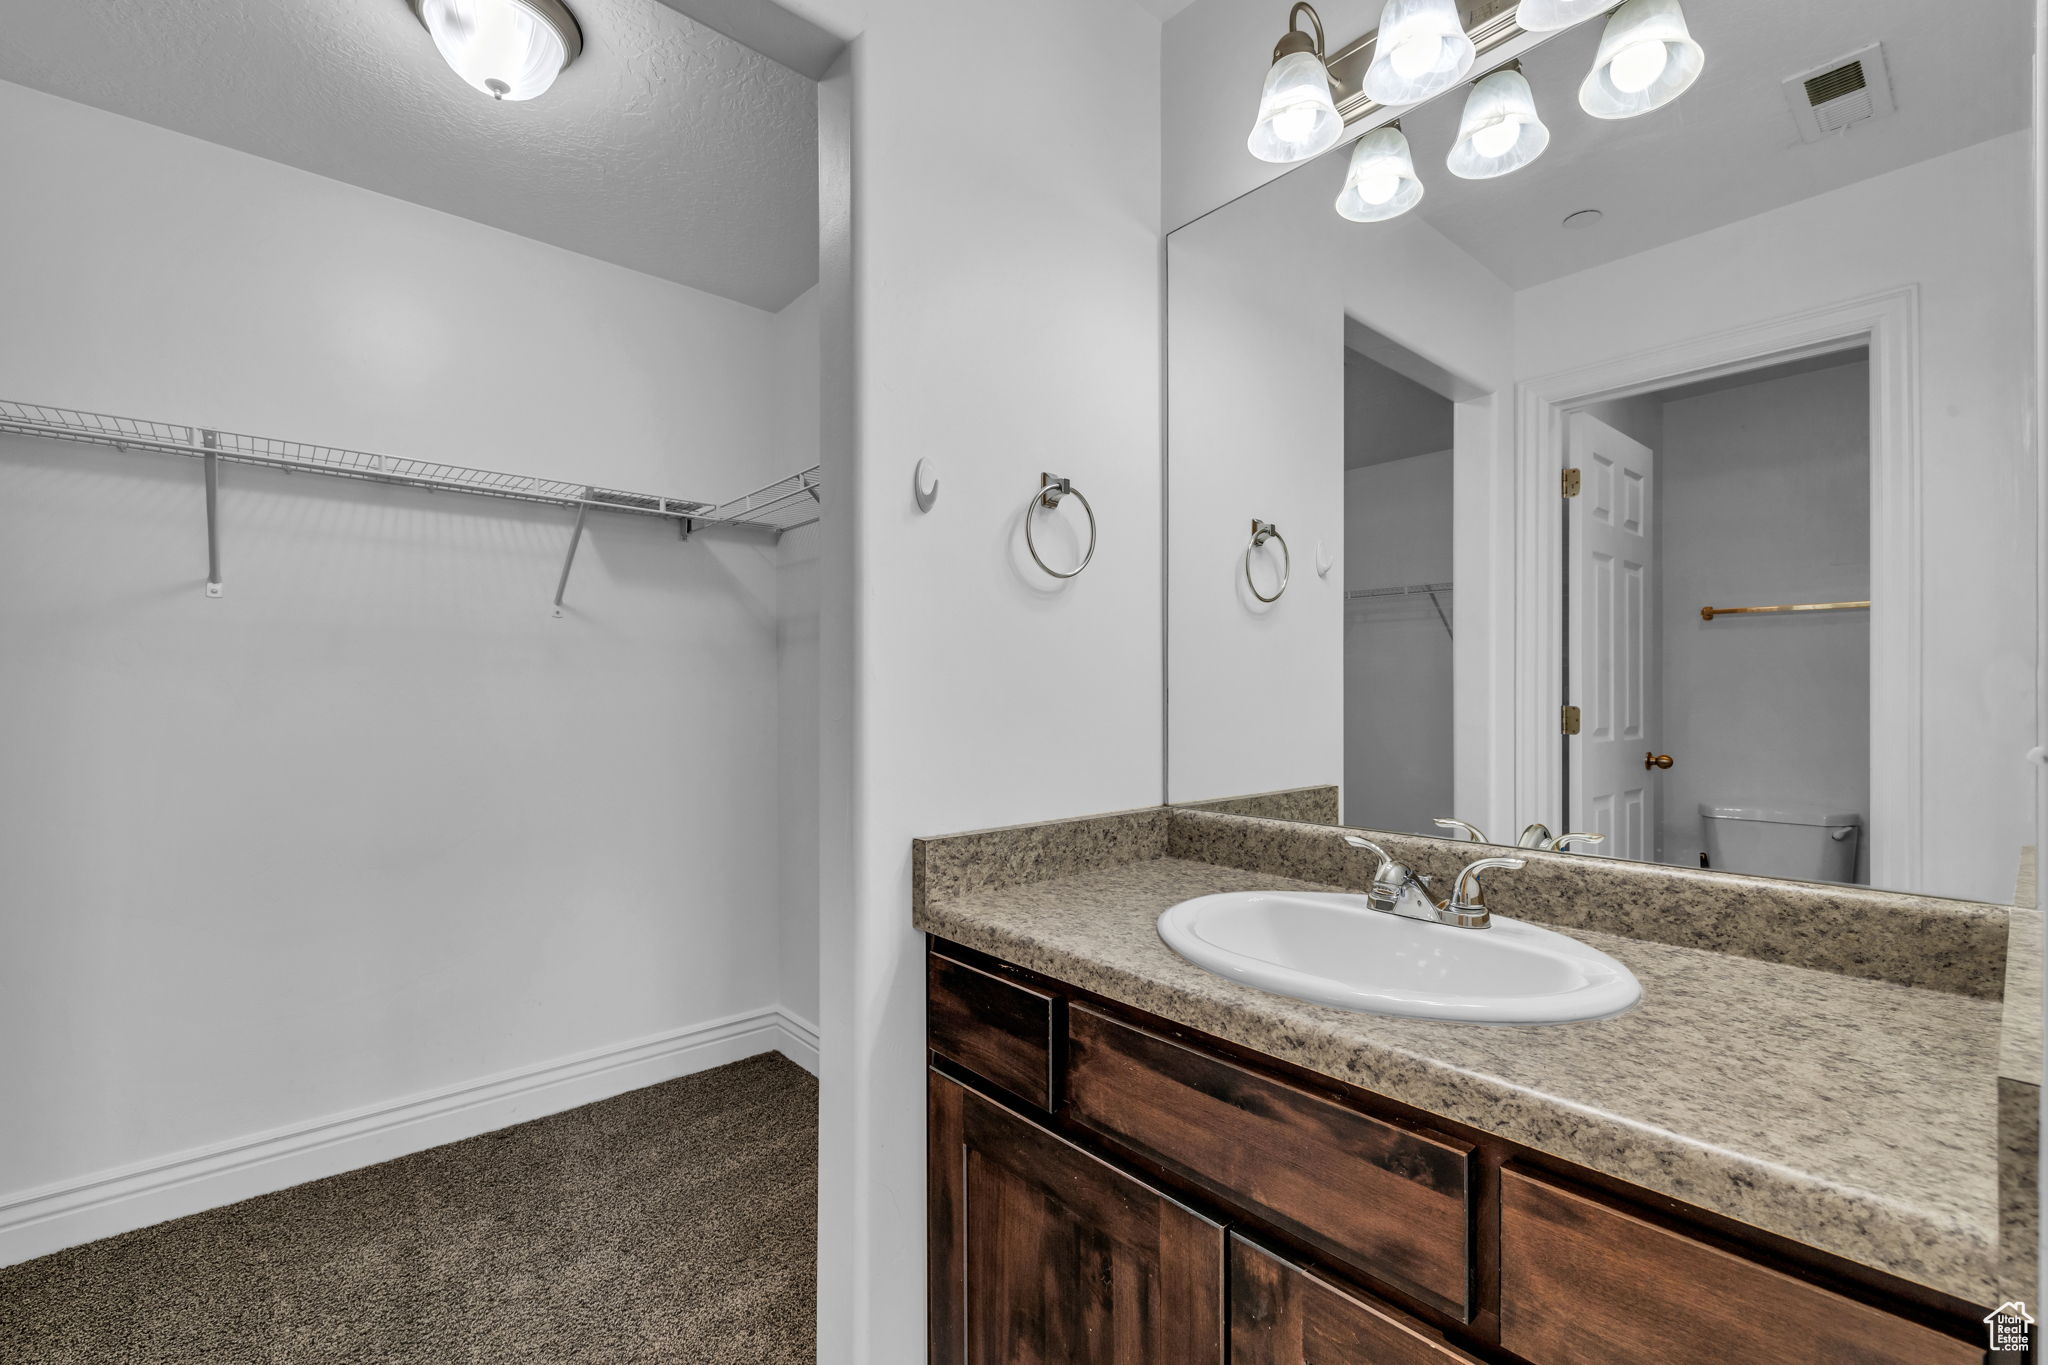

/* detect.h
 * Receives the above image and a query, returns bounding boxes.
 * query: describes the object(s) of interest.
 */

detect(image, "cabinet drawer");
[927,948,1057,1109]
[1499,1168,1979,1365]
[1065,1004,1474,1318]
[1232,1237,1481,1365]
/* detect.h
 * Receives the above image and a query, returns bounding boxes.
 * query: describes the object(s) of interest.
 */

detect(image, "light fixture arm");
[1275,2,1327,61]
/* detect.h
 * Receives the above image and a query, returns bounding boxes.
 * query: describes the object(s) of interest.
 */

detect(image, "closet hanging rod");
[0,399,820,536]
[1700,599,1869,622]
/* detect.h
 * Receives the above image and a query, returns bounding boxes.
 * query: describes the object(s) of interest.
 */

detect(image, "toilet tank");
[1699,802,1862,884]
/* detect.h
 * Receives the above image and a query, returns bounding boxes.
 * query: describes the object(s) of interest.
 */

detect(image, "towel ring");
[1245,520,1289,603]
[1024,473,1097,579]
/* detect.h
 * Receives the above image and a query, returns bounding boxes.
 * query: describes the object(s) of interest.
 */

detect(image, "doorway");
[1343,341,1457,834]
[1563,349,1873,883]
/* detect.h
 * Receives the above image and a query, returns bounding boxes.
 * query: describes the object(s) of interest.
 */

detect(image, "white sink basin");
[1157,891,1641,1025]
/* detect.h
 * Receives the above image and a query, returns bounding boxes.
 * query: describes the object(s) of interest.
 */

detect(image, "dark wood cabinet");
[1232,1237,1482,1365]
[1498,1167,1982,1365]
[1067,1004,1473,1317]
[926,940,1984,1365]
[928,948,1059,1110]
[928,1069,1225,1365]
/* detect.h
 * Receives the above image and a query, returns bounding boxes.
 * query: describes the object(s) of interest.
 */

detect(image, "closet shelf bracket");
[553,493,592,618]
[201,429,223,598]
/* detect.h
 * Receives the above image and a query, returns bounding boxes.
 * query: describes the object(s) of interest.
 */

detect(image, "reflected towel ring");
[1024,472,1097,579]
[1245,520,1289,603]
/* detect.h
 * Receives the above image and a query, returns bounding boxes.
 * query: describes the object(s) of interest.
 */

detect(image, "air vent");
[1785,44,1894,143]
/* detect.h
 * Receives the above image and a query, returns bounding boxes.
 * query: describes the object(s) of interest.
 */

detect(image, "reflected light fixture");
[1362,0,1477,106]
[1335,124,1424,222]
[1512,0,1612,32]
[1447,65,1549,178]
[411,0,582,102]
[1247,3,1344,163]
[1579,0,1704,119]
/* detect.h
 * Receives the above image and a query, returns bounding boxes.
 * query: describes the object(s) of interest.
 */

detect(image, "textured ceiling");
[0,0,818,311]
[1256,0,2031,289]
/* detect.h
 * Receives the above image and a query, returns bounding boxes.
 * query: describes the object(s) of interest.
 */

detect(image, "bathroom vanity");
[917,806,2026,1364]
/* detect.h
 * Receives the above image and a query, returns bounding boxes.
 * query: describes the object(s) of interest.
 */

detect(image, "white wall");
[0,79,811,1258]
[1653,363,1871,876]
[792,1,1167,1360]
[1518,132,2036,903]
[1166,144,1514,821]
[1344,452,1454,833]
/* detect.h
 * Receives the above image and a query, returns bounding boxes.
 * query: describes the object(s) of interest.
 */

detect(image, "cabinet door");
[929,1069,1225,1365]
[1232,1237,1482,1365]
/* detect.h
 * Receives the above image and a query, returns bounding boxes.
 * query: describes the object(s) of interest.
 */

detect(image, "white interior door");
[1567,413,1658,860]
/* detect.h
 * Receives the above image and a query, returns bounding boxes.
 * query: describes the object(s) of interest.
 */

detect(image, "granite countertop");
[915,855,2003,1305]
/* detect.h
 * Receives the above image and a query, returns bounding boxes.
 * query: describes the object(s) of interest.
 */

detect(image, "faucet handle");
[1443,856,1525,928]
[1547,832,1606,853]
[1516,822,1554,849]
[1343,835,1390,864]
[1345,836,1418,913]
[1433,818,1489,843]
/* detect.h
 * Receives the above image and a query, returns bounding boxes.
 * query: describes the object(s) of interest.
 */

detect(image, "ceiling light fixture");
[411,0,582,102]
[1447,64,1549,177]
[1247,3,1345,163]
[1362,0,1477,106]
[1512,0,1612,33]
[1578,0,1703,119]
[1335,124,1425,222]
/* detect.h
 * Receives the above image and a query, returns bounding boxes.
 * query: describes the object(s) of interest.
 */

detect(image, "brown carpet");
[0,1053,818,1365]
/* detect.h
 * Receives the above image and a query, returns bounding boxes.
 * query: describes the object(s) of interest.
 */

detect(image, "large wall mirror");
[1166,0,2036,904]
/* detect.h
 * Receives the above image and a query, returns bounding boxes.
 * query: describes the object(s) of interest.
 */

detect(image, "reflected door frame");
[1509,286,1921,892]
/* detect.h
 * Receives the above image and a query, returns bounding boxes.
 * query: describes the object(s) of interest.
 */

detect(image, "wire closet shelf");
[1346,580,1453,638]
[0,399,821,535]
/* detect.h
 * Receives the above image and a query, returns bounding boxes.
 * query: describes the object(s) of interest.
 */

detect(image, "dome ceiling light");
[410,0,583,102]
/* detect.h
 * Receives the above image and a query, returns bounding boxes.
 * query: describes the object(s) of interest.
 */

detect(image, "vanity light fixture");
[1512,0,1613,32]
[1335,124,1424,222]
[1447,65,1549,178]
[410,0,582,102]
[1362,0,1478,106]
[1578,0,1704,119]
[1247,3,1345,163]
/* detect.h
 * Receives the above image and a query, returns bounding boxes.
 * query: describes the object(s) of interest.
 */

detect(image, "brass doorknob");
[1645,752,1674,770]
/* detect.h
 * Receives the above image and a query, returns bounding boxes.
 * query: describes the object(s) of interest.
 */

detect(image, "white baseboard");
[774,1007,820,1075]
[0,1005,813,1269]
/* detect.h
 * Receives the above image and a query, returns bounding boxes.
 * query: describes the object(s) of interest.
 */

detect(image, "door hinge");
[1561,468,1582,497]
[1560,704,1582,736]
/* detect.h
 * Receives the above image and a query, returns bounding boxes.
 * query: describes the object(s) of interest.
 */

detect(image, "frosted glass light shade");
[1363,0,1477,105]
[1447,69,1550,178]
[1513,0,1613,32]
[1335,126,1425,222]
[1579,0,1704,119]
[415,0,581,102]
[1248,49,1344,162]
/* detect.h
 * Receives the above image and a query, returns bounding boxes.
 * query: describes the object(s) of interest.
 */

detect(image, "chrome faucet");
[1433,818,1489,843]
[1345,836,1525,931]
[1521,822,1607,853]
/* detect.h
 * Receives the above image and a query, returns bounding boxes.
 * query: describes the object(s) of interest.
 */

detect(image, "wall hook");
[913,458,939,512]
